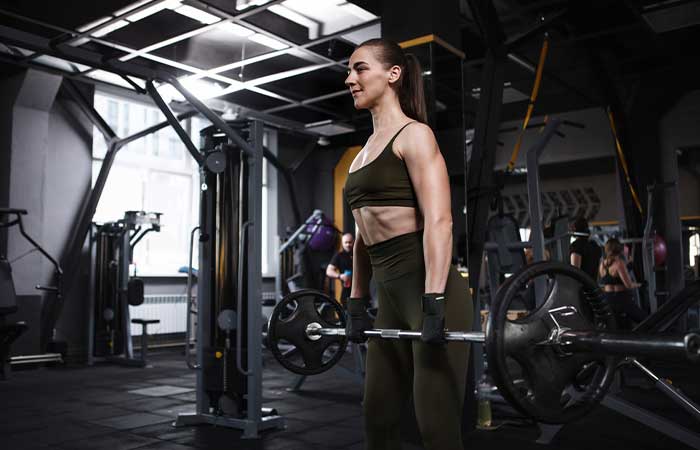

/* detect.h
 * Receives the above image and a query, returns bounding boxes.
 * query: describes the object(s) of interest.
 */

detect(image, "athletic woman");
[599,238,646,327]
[343,38,472,450]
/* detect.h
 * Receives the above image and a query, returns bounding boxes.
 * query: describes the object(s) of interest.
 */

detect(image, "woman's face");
[345,46,400,110]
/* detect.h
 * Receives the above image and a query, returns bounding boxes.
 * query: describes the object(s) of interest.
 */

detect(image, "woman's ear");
[388,64,402,85]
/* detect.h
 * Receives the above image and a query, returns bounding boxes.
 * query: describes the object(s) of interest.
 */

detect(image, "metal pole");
[166,77,257,158]
[246,120,264,431]
[146,80,205,166]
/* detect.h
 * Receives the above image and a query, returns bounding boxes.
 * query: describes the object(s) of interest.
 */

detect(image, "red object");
[654,234,667,267]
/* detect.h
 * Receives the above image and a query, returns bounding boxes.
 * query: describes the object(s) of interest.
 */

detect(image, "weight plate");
[486,261,618,424]
[267,289,347,376]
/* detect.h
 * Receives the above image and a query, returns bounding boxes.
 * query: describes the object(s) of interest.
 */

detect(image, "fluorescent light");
[248,33,288,50]
[180,78,228,100]
[127,0,181,22]
[156,83,185,102]
[269,4,319,39]
[248,62,333,87]
[338,2,376,21]
[216,21,255,37]
[115,0,151,16]
[86,70,146,90]
[76,16,112,32]
[91,20,129,37]
[236,0,270,10]
[172,5,221,24]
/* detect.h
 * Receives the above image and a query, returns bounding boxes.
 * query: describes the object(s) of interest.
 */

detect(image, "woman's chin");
[353,99,369,110]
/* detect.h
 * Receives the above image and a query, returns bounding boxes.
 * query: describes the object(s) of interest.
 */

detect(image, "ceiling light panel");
[216,22,255,37]
[236,0,273,11]
[148,25,275,70]
[248,33,289,50]
[91,20,130,37]
[99,9,204,51]
[76,16,112,33]
[268,4,320,39]
[277,0,377,37]
[127,0,182,22]
[172,5,222,24]
[115,0,152,16]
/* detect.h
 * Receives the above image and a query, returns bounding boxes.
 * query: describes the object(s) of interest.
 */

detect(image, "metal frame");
[173,119,284,438]
[464,0,507,393]
[525,119,562,303]
[0,4,378,121]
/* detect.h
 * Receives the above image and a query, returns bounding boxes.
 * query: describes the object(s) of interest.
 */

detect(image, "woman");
[599,238,646,327]
[343,38,472,450]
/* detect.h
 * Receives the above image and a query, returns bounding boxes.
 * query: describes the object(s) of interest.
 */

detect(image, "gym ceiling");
[0,0,699,136]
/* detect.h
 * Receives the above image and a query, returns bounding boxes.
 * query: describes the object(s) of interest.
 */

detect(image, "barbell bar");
[304,323,700,361]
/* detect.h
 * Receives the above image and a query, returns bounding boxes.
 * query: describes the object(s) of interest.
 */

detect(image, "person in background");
[570,215,602,280]
[599,238,646,328]
[326,232,354,307]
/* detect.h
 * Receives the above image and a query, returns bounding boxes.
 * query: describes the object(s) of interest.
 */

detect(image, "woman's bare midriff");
[353,205,422,246]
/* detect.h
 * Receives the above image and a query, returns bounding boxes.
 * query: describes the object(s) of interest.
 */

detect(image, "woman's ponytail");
[400,53,428,124]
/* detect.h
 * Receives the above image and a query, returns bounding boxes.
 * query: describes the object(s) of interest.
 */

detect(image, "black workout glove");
[421,293,446,345]
[345,297,373,343]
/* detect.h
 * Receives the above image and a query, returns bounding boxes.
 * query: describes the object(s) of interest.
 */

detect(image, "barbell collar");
[560,331,700,363]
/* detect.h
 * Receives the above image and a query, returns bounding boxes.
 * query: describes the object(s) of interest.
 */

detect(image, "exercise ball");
[654,234,667,267]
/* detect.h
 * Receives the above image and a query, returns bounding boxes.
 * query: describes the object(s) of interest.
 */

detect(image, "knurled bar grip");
[314,327,486,343]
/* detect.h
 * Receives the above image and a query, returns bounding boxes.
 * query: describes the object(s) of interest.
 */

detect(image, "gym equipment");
[267,262,700,425]
[0,208,63,379]
[174,119,284,438]
[622,182,677,314]
[654,234,667,267]
[277,209,338,300]
[307,216,338,252]
[87,210,161,367]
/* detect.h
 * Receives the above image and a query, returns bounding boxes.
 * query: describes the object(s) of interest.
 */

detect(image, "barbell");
[266,261,700,424]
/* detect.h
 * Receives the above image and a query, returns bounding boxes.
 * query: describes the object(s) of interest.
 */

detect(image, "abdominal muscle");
[353,205,423,246]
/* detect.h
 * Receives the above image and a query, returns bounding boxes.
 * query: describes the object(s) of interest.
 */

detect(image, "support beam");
[147,81,205,166]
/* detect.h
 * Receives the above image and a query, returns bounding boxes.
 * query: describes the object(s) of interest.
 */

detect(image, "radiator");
[129,294,189,336]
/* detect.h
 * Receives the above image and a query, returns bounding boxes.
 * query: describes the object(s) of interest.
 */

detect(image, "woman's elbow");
[425,215,453,231]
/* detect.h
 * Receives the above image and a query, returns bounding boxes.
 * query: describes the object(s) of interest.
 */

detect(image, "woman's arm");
[350,227,372,298]
[615,259,641,289]
[397,123,452,293]
[571,253,582,268]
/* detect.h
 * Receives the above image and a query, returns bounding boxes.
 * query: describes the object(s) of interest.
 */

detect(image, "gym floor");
[1,349,697,450]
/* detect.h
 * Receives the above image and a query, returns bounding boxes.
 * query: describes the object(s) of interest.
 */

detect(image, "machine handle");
[185,226,200,370]
[236,221,253,376]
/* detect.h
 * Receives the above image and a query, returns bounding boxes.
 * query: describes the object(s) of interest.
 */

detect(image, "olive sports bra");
[344,122,418,210]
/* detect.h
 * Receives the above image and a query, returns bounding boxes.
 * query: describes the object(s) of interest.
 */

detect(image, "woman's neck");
[369,93,408,133]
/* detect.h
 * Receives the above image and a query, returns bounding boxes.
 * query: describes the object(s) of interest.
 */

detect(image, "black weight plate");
[486,261,618,424]
[267,289,347,376]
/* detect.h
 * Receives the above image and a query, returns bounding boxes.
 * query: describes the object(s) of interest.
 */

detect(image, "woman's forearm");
[423,219,453,293]
[350,235,372,298]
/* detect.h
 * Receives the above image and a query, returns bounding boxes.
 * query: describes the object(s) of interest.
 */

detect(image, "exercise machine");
[0,208,63,379]
[87,210,161,367]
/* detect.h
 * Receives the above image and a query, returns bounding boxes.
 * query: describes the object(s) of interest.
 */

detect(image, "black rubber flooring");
[1,349,698,450]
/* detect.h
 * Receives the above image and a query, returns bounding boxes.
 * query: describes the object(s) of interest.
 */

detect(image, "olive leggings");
[364,231,473,450]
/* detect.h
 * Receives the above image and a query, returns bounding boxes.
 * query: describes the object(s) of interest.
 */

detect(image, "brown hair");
[357,38,428,124]
[604,238,624,267]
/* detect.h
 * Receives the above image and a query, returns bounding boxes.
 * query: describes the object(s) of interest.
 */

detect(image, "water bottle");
[476,376,492,429]
[343,270,352,288]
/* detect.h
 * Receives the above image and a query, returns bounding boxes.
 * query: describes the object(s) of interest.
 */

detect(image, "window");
[93,92,276,276]
[690,231,700,270]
